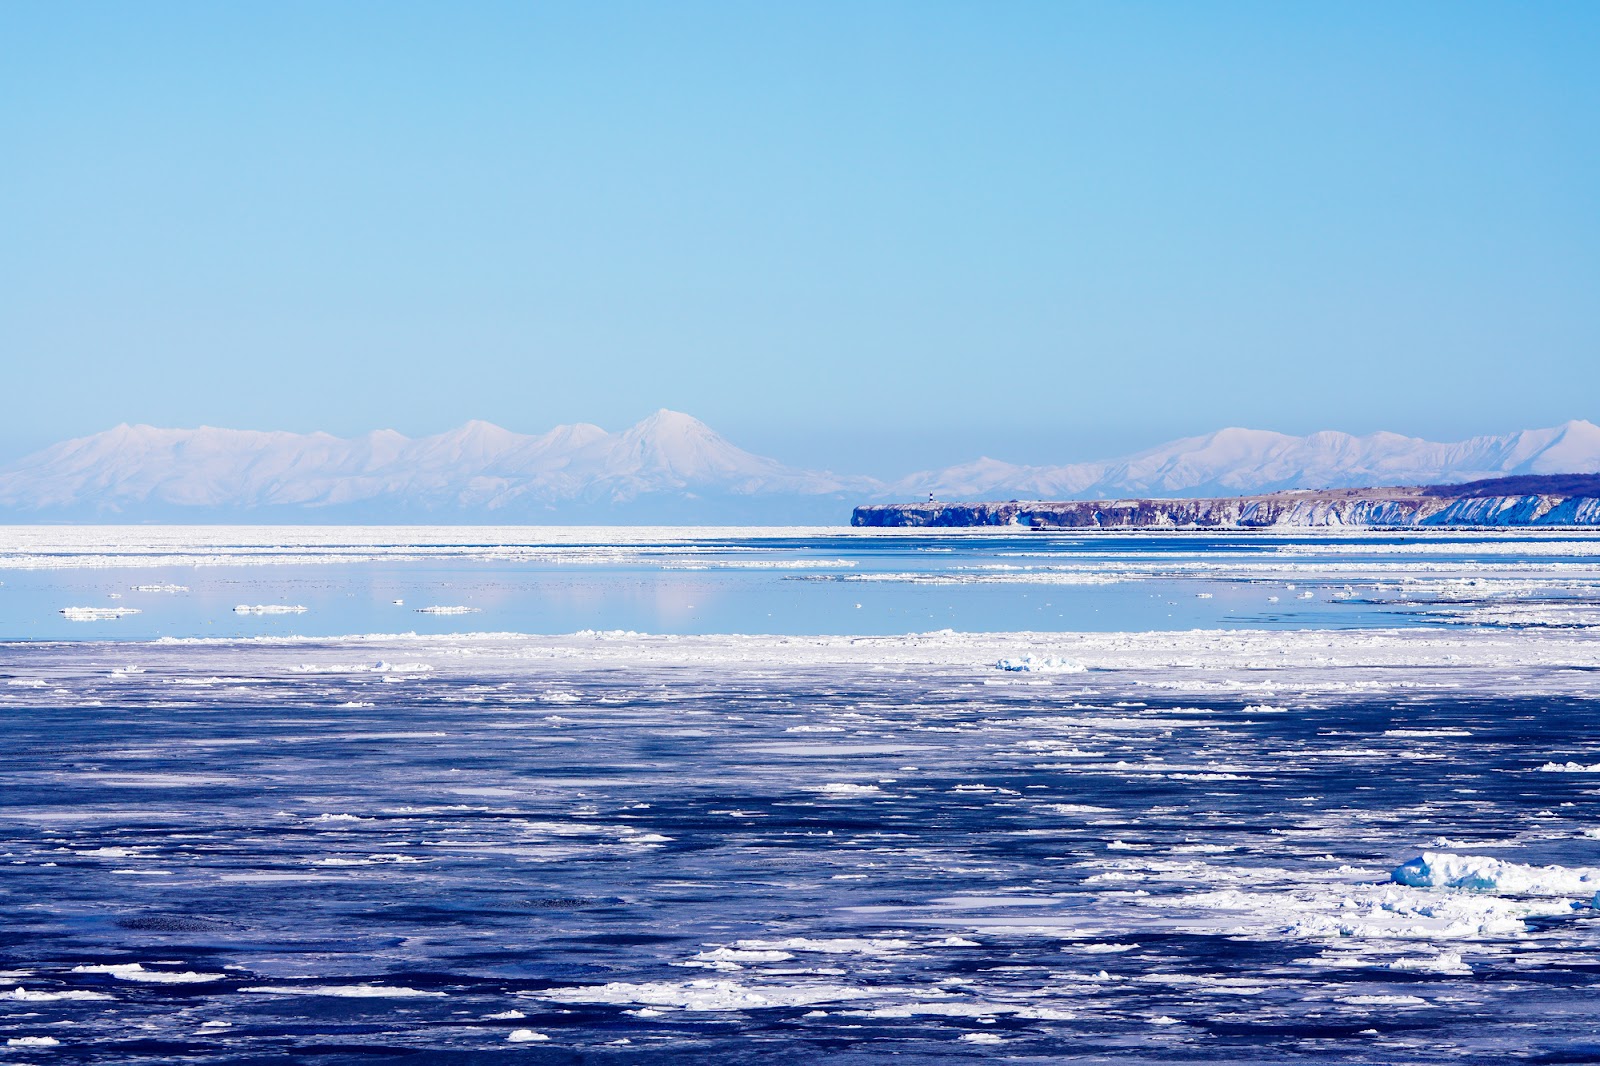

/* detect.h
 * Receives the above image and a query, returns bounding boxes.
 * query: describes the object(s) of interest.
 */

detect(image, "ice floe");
[506,1028,549,1042]
[59,607,140,621]
[995,655,1086,673]
[240,983,445,997]
[538,978,879,1011]
[4,987,113,1001]
[813,783,883,796]
[1391,852,1600,896]
[70,963,225,983]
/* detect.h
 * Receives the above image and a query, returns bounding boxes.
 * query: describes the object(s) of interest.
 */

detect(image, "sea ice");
[1391,852,1600,896]
[240,983,446,997]
[4,987,113,1001]
[995,655,1086,673]
[733,937,916,956]
[1389,951,1472,974]
[538,978,879,1011]
[684,948,796,970]
[70,963,224,983]
[813,783,883,796]
[59,607,140,621]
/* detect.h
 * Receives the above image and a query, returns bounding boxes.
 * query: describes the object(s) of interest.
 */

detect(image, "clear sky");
[3,2,1597,474]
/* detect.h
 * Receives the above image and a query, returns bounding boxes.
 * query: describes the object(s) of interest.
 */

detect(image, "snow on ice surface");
[537,978,881,1011]
[59,606,140,621]
[239,984,446,998]
[1391,852,1600,896]
[4,988,113,1001]
[4,530,1600,1061]
[6,524,1600,642]
[70,963,226,983]
[995,655,1086,673]
[0,524,861,570]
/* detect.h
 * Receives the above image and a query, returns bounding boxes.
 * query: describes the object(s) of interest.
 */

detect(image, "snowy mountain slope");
[0,411,874,519]
[2,414,1597,521]
[898,420,1600,500]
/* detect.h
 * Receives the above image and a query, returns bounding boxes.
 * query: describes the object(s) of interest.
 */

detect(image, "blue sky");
[2,2,1596,473]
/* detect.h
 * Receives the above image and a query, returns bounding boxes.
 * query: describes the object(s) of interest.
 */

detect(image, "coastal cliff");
[851,475,1600,529]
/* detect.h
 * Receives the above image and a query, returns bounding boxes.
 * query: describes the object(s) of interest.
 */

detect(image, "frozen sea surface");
[2,627,1600,1062]
[6,528,1600,1062]
[5,525,1600,640]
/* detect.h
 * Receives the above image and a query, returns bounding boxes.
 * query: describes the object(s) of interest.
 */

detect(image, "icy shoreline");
[7,624,1600,711]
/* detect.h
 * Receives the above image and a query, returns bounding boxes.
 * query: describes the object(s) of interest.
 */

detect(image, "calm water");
[7,527,1600,641]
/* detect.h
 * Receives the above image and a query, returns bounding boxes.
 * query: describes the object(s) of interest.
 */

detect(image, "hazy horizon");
[5,3,1597,474]
[6,408,1599,478]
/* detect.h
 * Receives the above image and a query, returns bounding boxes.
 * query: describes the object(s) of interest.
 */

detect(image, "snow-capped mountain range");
[906,419,1600,501]
[0,411,871,522]
[1,411,1598,522]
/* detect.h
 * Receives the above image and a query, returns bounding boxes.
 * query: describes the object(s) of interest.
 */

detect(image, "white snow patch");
[1338,994,1428,1007]
[813,783,883,796]
[240,983,445,997]
[1391,852,1600,896]
[4,987,113,1001]
[538,978,876,1011]
[69,963,223,983]
[60,607,140,621]
[733,937,915,956]
[1389,951,1472,975]
[995,656,1086,673]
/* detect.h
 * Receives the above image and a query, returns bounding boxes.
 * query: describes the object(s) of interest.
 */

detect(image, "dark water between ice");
[5,645,1600,1063]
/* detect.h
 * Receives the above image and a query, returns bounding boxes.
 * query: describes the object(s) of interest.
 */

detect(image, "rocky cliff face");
[852,477,1600,529]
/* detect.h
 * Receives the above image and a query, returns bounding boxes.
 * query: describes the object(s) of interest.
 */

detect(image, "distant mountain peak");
[901,421,1600,501]
[1,414,1596,521]
[0,411,873,521]
[637,407,704,427]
